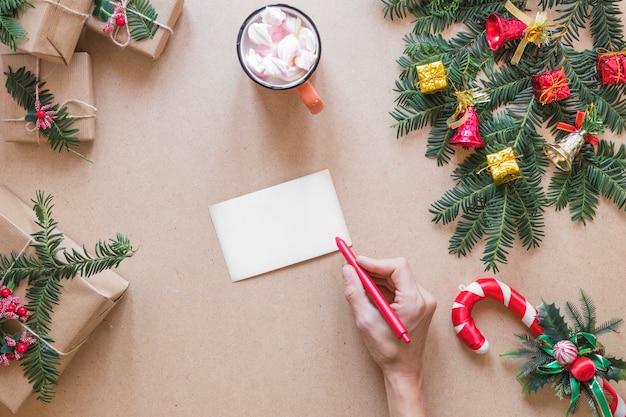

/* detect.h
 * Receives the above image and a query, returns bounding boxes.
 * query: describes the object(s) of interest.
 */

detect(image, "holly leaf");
[537,301,571,342]
[606,356,626,382]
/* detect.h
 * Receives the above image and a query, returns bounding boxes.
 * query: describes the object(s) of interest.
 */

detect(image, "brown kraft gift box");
[85,0,184,59]
[0,53,96,144]
[16,0,94,65]
[0,187,129,414]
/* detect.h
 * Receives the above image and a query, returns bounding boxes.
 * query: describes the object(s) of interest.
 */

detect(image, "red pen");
[335,237,411,344]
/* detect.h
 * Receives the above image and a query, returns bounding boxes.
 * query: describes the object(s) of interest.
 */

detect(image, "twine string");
[43,0,91,22]
[109,0,174,48]
[18,322,88,356]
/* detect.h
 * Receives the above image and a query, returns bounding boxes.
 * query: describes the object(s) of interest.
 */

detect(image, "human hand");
[342,256,436,417]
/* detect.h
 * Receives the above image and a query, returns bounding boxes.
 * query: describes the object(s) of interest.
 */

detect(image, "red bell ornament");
[449,105,485,148]
[485,13,528,51]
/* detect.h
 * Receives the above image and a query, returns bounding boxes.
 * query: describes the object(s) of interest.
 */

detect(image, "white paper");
[209,170,351,281]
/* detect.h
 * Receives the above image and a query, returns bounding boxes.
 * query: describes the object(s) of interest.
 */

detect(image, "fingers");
[356,256,414,293]
[342,264,382,326]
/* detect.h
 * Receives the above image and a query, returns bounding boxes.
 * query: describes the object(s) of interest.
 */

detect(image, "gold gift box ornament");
[483,147,523,185]
[415,61,448,94]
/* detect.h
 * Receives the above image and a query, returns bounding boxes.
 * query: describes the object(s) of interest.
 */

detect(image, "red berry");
[16,306,27,316]
[0,287,11,298]
[36,109,46,119]
[6,304,15,312]
[15,343,28,354]
[116,16,125,26]
[5,353,14,360]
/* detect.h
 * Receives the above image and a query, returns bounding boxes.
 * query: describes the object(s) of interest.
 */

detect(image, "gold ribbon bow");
[446,89,490,129]
[504,0,566,65]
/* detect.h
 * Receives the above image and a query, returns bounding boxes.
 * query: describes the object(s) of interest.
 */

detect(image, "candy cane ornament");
[451,278,543,353]
[451,277,626,417]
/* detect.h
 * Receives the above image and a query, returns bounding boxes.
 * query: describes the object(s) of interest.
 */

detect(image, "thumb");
[342,264,376,317]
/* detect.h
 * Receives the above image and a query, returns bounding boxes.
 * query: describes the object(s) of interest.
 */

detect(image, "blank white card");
[209,170,351,281]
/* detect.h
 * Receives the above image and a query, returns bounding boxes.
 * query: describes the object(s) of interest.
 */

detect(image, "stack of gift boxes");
[0,0,184,412]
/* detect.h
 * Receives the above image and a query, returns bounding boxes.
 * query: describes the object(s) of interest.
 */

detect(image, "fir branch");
[429,175,497,224]
[20,334,60,403]
[510,179,545,250]
[381,0,420,20]
[565,289,596,332]
[24,274,62,336]
[425,122,456,165]
[0,0,30,50]
[127,0,159,41]
[480,186,519,272]
[588,0,626,51]
[568,158,600,224]
[553,0,591,46]
[4,66,52,110]
[0,14,25,50]
[448,205,487,256]
[0,0,30,14]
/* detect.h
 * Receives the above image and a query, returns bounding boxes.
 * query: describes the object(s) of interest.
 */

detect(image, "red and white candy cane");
[451,278,543,353]
[451,277,626,417]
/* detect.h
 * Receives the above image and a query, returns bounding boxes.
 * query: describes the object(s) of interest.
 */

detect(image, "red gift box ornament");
[531,69,571,105]
[596,50,626,84]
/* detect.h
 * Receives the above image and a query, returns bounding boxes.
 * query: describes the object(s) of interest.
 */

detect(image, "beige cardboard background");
[0,1,624,416]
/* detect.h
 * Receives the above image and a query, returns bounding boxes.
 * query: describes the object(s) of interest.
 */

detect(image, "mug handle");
[294,81,324,114]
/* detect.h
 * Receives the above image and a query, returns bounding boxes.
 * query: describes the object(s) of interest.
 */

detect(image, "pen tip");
[401,333,411,344]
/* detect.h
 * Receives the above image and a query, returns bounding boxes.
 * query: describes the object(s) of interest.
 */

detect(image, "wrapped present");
[0,187,129,413]
[415,61,448,94]
[485,147,522,185]
[596,51,626,84]
[0,53,96,145]
[15,0,93,65]
[86,0,184,59]
[531,69,571,105]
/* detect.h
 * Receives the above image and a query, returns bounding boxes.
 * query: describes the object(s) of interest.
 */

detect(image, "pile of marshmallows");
[244,6,318,83]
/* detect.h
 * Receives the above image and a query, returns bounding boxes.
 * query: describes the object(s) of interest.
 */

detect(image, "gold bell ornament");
[543,105,603,172]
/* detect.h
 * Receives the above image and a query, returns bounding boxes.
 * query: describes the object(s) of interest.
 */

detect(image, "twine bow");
[105,0,174,48]
[536,333,613,417]
[504,0,566,64]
